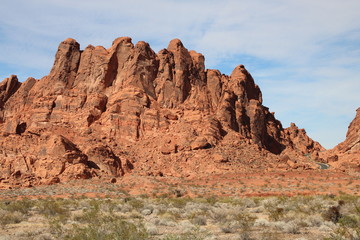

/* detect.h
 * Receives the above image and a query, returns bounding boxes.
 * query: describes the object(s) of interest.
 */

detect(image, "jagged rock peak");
[0,75,21,109]
[0,36,326,188]
[135,41,151,49]
[167,38,184,51]
[336,107,360,153]
[48,37,81,91]
[318,107,359,170]
[62,38,79,45]
[111,36,132,46]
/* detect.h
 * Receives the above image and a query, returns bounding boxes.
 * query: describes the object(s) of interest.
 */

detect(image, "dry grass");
[0,194,359,239]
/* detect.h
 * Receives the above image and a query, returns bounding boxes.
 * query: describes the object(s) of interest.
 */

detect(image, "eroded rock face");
[322,108,360,171]
[0,75,21,109]
[337,108,360,154]
[0,75,22,123]
[48,38,81,93]
[284,123,324,155]
[0,37,324,187]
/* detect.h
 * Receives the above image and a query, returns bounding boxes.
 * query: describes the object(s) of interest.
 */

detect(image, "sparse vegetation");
[0,209,23,228]
[0,194,359,239]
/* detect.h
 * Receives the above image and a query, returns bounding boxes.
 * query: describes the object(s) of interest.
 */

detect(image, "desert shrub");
[282,221,301,234]
[184,201,209,212]
[273,220,300,234]
[218,197,244,206]
[238,231,253,240]
[36,198,70,218]
[234,212,256,230]
[141,208,153,216]
[306,196,328,214]
[338,215,359,228]
[0,198,35,215]
[254,218,271,227]
[152,196,189,209]
[259,230,282,240]
[179,220,197,233]
[209,207,229,223]
[220,221,238,233]
[0,210,23,227]
[169,197,192,208]
[262,197,286,221]
[159,207,182,221]
[323,204,342,223]
[220,216,255,238]
[221,216,254,233]
[325,206,360,240]
[305,214,324,227]
[172,188,186,197]
[336,194,359,204]
[87,198,103,211]
[73,207,100,224]
[191,215,207,226]
[204,196,218,205]
[325,226,360,240]
[162,231,206,240]
[184,207,208,223]
[249,205,265,213]
[318,224,333,232]
[210,204,244,222]
[241,198,257,208]
[57,215,148,240]
[99,198,117,213]
[268,207,285,221]
[144,222,159,235]
[125,197,145,210]
[158,218,177,227]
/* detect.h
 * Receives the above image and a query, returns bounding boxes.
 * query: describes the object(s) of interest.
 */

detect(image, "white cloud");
[0,0,359,149]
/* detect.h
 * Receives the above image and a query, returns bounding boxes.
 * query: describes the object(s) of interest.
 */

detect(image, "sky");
[0,0,359,149]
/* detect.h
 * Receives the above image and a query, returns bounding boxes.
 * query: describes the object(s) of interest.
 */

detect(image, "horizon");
[1,0,360,149]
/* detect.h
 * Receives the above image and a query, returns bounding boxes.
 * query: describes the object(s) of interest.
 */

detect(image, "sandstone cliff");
[336,108,360,154]
[0,37,323,187]
[322,108,360,172]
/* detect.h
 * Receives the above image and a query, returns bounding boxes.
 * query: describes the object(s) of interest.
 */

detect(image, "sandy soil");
[1,168,359,200]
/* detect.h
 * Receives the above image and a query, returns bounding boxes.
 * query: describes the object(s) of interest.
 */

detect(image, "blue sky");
[1,0,359,149]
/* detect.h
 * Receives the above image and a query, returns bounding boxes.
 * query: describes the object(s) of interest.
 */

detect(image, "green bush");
[0,210,23,228]
[162,231,206,240]
[58,215,148,240]
[125,197,145,210]
[0,198,35,215]
[36,198,70,218]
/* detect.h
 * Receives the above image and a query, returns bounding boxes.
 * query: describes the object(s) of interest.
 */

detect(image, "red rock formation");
[0,75,21,121]
[284,123,324,155]
[322,108,360,171]
[0,37,323,188]
[337,108,360,154]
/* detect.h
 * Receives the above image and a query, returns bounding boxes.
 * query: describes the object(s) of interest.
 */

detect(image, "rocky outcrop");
[321,108,360,171]
[0,75,22,124]
[284,123,324,155]
[0,37,323,188]
[336,108,360,154]
[0,75,21,108]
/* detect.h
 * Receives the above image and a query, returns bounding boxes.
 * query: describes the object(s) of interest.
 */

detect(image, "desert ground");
[1,167,360,240]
